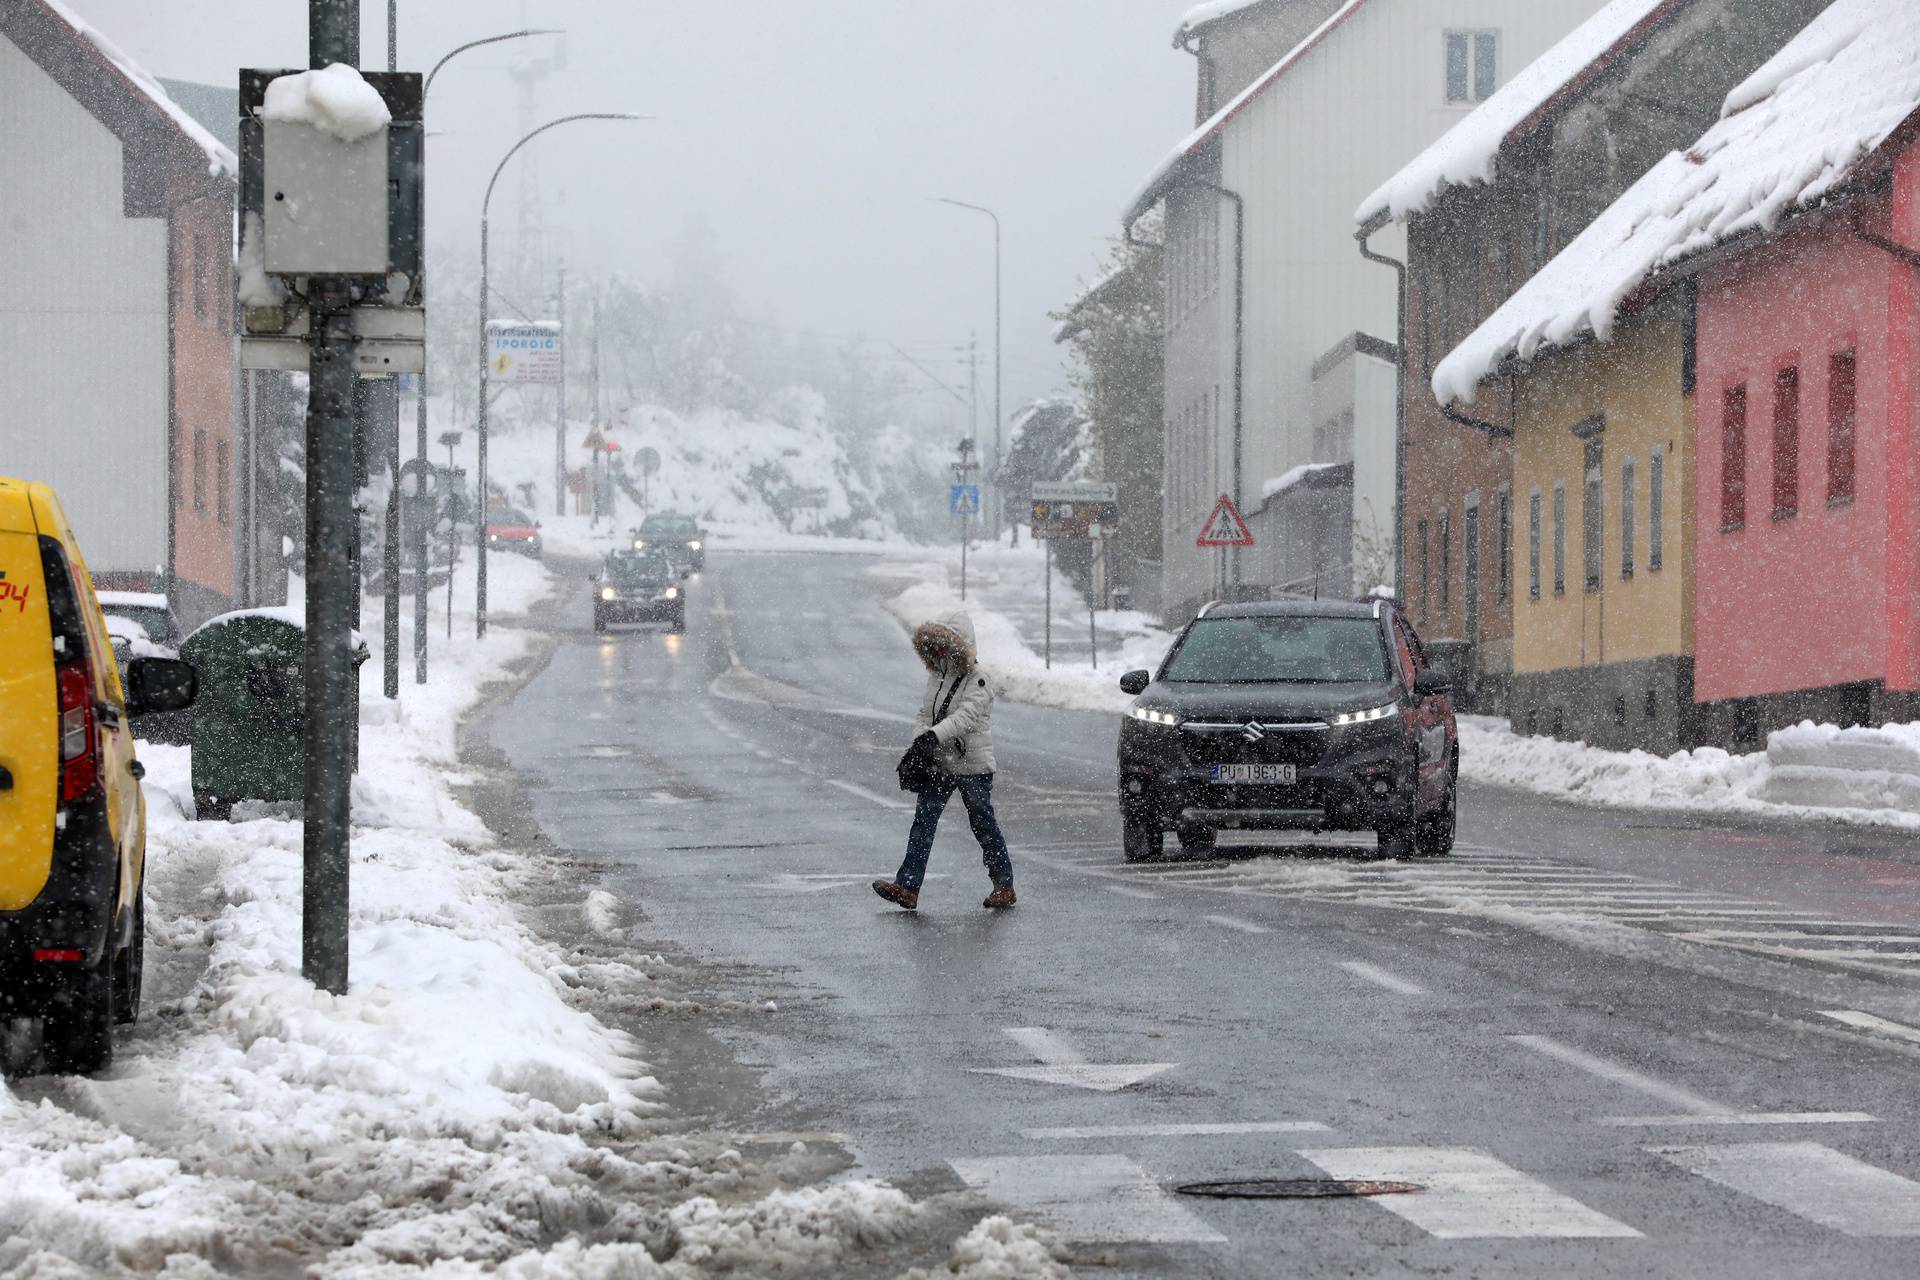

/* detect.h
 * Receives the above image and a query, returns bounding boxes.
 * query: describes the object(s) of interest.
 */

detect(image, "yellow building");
[1508,289,1697,751]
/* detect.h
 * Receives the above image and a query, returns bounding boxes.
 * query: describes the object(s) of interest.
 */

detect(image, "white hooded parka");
[911,609,995,776]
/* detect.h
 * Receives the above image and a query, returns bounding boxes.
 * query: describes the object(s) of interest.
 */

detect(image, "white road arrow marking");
[971,1027,1176,1093]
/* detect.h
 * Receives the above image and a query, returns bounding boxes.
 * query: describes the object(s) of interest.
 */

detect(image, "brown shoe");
[982,886,1017,910]
[872,880,918,910]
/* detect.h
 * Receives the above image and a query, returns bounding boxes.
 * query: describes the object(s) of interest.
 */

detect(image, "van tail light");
[57,664,98,803]
[33,948,86,963]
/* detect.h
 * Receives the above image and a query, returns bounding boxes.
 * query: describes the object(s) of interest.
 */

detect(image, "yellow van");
[0,478,196,1073]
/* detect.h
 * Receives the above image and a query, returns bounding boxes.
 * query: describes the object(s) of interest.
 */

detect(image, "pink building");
[1692,152,1920,743]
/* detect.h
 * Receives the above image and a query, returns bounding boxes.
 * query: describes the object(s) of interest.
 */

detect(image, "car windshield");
[1162,615,1390,684]
[491,508,533,527]
[641,516,696,537]
[607,550,674,584]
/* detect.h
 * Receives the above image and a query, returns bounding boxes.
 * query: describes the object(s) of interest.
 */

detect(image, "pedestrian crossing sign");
[1197,493,1254,548]
[950,484,981,517]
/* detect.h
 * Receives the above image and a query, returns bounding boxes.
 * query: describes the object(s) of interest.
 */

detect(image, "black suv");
[594,548,686,634]
[633,513,705,574]
[1116,599,1457,861]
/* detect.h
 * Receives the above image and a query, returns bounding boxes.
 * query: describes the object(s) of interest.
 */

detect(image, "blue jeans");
[895,772,1013,892]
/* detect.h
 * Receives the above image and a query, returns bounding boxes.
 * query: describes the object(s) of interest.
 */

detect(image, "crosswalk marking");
[1021,1121,1329,1139]
[948,1154,1227,1243]
[1204,914,1270,934]
[1022,839,1920,981]
[1652,1142,1920,1236]
[1298,1147,1641,1239]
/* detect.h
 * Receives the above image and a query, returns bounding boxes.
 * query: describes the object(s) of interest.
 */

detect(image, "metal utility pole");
[380,2,401,700]
[477,113,642,639]
[555,261,567,520]
[303,0,359,996]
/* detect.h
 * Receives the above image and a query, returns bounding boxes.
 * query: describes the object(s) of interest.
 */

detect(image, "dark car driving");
[632,513,704,574]
[1116,599,1457,862]
[594,548,686,633]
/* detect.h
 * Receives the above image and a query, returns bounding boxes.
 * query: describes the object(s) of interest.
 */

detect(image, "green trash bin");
[180,609,369,821]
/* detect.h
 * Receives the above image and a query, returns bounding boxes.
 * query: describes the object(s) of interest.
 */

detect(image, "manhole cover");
[1175,1178,1422,1199]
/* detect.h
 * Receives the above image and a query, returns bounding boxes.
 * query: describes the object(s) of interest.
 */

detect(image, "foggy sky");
[64,0,1197,428]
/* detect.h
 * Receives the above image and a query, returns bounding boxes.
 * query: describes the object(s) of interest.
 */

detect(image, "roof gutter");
[1355,209,1408,596]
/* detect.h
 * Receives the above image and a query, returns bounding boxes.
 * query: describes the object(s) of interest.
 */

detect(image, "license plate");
[1209,763,1296,785]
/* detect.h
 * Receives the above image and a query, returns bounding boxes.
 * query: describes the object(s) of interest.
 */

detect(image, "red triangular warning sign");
[1196,493,1254,548]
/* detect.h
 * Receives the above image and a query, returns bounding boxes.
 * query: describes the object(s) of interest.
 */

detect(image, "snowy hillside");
[449,385,951,547]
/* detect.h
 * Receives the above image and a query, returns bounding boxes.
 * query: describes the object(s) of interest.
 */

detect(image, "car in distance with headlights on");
[631,512,704,574]
[594,548,685,634]
[484,505,543,559]
[1116,599,1456,862]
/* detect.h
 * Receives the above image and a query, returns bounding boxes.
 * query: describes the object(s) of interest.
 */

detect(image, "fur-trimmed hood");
[912,609,977,674]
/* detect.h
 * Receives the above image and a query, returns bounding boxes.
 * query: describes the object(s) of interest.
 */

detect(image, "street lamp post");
[933,197,1002,541]
[396,27,561,685]
[477,112,644,638]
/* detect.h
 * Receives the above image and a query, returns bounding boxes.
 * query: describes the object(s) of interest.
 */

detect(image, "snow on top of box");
[260,64,393,142]
[1356,0,1675,226]
[1262,462,1344,502]
[1175,0,1272,42]
[40,0,237,177]
[1125,0,1369,225]
[1432,0,1920,406]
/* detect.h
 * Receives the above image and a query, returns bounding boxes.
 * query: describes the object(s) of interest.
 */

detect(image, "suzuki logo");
[1241,722,1267,743]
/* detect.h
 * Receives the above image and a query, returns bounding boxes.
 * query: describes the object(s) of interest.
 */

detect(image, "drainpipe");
[1197,178,1246,588]
[1356,211,1408,599]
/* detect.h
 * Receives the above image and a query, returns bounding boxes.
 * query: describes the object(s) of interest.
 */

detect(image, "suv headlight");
[632,539,647,551]
[599,586,618,601]
[660,586,680,600]
[1128,706,1180,726]
[1330,703,1398,726]
[688,539,703,551]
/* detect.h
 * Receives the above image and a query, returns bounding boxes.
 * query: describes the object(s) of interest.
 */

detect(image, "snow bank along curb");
[1460,716,1920,830]
[0,564,943,1277]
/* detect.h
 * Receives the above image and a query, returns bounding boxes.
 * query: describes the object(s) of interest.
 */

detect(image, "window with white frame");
[1445,31,1499,104]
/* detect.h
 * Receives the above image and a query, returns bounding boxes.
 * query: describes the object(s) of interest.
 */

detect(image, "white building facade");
[1130,0,1608,619]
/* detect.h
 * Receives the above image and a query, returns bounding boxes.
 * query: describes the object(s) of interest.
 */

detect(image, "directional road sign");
[1031,480,1120,540]
[1197,493,1255,548]
[950,484,982,517]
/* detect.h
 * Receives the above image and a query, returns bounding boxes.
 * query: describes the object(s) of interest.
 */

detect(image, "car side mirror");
[1413,669,1452,698]
[1119,670,1151,696]
[127,656,198,716]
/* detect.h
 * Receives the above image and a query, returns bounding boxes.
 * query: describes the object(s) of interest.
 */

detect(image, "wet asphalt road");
[484,550,1920,1277]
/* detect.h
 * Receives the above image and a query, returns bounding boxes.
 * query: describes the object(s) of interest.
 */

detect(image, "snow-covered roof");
[1356,0,1679,226]
[39,0,237,178]
[1261,461,1346,503]
[1433,0,1920,406]
[1125,0,1370,226]
[1174,0,1275,44]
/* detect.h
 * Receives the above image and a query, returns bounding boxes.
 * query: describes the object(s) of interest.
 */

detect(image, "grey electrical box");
[262,121,390,275]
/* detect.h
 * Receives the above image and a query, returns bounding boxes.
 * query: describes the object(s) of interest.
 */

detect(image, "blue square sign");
[950,484,981,517]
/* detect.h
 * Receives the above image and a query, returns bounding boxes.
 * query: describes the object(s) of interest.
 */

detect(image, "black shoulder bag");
[896,675,962,793]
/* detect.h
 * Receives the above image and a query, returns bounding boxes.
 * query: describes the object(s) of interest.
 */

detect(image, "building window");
[1445,31,1499,104]
[1649,449,1665,571]
[1620,457,1635,579]
[1721,385,1747,529]
[1527,488,1542,600]
[1772,364,1800,518]
[192,233,206,319]
[1552,483,1566,595]
[1828,349,1856,504]
[1582,438,1604,593]
[1416,519,1430,623]
[216,440,232,526]
[1496,487,1512,604]
[193,427,207,512]
[1437,508,1451,614]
